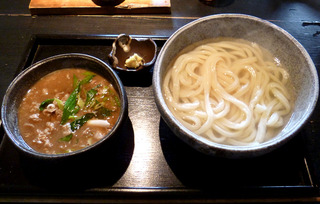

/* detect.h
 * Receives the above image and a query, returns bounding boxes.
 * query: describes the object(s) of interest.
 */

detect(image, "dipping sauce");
[18,68,121,154]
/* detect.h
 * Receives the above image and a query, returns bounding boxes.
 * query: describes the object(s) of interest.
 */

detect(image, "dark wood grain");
[28,0,171,15]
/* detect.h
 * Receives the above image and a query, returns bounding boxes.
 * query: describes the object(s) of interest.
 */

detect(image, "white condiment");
[125,53,144,69]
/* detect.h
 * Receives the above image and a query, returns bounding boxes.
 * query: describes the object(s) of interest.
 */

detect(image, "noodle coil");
[163,38,292,146]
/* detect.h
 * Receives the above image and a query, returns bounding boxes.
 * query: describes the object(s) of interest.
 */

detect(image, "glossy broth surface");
[18,68,121,154]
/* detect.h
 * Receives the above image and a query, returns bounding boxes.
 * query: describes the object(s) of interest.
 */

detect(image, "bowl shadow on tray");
[115,68,154,87]
[159,118,309,191]
[19,117,134,191]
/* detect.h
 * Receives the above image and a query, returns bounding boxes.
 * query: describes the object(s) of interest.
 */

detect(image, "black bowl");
[92,0,125,6]
[1,53,128,159]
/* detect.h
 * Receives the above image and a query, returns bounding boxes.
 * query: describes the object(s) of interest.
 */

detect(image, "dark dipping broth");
[18,68,121,154]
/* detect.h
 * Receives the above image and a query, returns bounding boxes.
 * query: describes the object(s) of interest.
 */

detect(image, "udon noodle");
[163,38,292,146]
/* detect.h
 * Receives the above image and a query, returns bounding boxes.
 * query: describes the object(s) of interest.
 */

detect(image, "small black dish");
[1,53,128,160]
[92,0,125,6]
[108,34,157,72]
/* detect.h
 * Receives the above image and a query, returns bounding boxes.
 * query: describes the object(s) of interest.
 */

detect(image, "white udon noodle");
[163,38,292,146]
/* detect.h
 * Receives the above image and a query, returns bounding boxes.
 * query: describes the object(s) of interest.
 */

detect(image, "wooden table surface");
[0,0,320,203]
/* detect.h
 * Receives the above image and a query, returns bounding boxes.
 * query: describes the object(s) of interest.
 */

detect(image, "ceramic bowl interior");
[1,53,128,159]
[153,14,319,158]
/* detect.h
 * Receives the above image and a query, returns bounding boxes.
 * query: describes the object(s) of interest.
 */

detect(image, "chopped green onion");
[94,102,104,110]
[71,106,80,116]
[114,96,121,107]
[68,115,79,120]
[39,98,65,111]
[59,134,73,142]
[54,98,64,110]
[102,96,109,102]
[39,98,55,111]
[73,74,79,89]
[85,88,98,108]
[96,107,112,119]
[61,85,80,125]
[61,73,96,124]
[70,113,95,131]
[80,72,95,85]
[77,95,85,109]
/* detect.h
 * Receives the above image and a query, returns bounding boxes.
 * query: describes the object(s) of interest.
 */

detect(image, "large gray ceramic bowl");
[153,14,319,158]
[1,53,128,159]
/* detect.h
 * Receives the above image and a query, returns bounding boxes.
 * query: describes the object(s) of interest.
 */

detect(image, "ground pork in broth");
[18,68,121,154]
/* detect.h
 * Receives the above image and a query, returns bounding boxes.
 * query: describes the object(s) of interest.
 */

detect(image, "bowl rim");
[153,13,319,157]
[1,53,128,159]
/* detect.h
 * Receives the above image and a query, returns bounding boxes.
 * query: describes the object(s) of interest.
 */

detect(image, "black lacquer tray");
[0,34,319,202]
